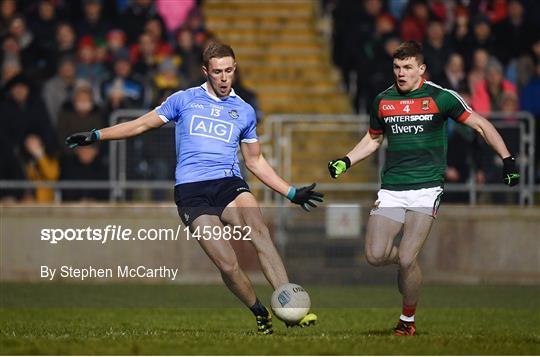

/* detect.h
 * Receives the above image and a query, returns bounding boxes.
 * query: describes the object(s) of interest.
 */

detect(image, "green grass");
[1,283,539,355]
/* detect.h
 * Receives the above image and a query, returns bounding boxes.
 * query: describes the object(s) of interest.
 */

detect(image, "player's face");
[203,56,236,98]
[393,57,425,93]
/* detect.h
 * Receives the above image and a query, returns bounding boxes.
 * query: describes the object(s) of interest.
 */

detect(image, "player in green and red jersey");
[328,41,520,336]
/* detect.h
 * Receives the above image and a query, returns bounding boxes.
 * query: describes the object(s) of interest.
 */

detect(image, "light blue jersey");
[155,83,258,185]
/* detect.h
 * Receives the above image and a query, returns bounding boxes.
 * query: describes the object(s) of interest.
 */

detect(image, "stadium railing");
[0,110,536,205]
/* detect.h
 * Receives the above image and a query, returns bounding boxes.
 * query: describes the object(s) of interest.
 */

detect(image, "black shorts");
[174,176,251,226]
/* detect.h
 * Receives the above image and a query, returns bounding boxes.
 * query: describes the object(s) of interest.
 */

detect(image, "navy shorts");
[174,176,251,226]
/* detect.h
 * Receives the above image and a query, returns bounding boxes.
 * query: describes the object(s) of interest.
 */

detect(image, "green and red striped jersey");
[369,79,472,190]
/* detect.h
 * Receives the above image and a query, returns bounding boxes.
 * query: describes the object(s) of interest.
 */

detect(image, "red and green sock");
[399,303,416,323]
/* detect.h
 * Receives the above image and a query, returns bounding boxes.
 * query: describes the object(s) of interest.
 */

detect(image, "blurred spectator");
[144,15,168,45]
[451,4,470,53]
[174,26,203,87]
[471,57,516,113]
[8,14,39,74]
[75,35,108,86]
[0,74,56,154]
[131,31,160,80]
[333,0,384,112]
[151,57,182,107]
[0,0,16,37]
[468,0,508,24]
[120,0,164,45]
[60,145,108,201]
[105,28,127,65]
[331,0,362,93]
[42,56,77,127]
[463,15,496,66]
[186,7,208,49]
[423,19,453,82]
[49,22,77,71]
[1,34,22,88]
[445,89,486,203]
[0,141,25,201]
[363,12,398,65]
[76,0,111,39]
[367,35,401,110]
[29,0,59,58]
[21,134,60,202]
[0,74,57,201]
[467,48,490,92]
[428,0,449,22]
[520,60,540,118]
[400,0,431,42]
[520,59,540,170]
[494,0,535,65]
[99,48,146,110]
[56,80,103,153]
[94,37,108,64]
[156,0,195,35]
[1,56,21,102]
[440,53,467,91]
[478,91,520,203]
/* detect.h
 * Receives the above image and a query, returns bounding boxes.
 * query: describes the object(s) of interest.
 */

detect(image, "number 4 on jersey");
[403,105,410,113]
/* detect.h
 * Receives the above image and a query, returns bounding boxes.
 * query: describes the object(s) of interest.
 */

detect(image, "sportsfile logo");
[190,115,233,143]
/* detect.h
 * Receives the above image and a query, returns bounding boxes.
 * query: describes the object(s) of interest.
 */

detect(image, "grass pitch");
[1,283,539,355]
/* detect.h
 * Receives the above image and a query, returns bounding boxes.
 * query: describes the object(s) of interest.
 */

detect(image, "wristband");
[342,156,351,169]
[286,186,296,200]
[91,129,101,141]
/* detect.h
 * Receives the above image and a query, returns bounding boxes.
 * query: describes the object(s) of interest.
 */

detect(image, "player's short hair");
[393,41,424,64]
[202,41,235,67]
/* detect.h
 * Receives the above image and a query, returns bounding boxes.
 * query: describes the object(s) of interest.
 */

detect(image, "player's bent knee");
[365,252,389,267]
[398,254,417,270]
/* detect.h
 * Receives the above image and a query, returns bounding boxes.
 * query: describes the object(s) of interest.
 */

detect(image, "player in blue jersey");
[66,42,322,334]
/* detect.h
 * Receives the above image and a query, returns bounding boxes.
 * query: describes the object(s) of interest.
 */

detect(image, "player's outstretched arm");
[241,141,324,211]
[462,112,520,186]
[328,132,383,179]
[65,110,166,148]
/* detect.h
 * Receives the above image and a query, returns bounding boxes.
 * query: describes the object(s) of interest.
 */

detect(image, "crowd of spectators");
[328,0,540,196]
[1,0,537,204]
[0,0,250,202]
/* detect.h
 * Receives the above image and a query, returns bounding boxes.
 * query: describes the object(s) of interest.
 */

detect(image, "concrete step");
[252,90,347,101]
[240,67,340,82]
[222,40,327,51]
[244,82,341,96]
[204,10,313,18]
[235,53,331,66]
[216,33,321,44]
[206,17,314,28]
[208,27,315,37]
[259,99,351,114]
[206,20,313,31]
[204,0,314,12]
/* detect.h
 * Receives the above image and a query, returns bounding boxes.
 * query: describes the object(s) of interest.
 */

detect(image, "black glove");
[328,156,351,179]
[288,183,324,212]
[65,129,100,148]
[502,156,520,187]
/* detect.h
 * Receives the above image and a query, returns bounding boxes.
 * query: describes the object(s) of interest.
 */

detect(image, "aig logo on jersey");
[190,115,233,143]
